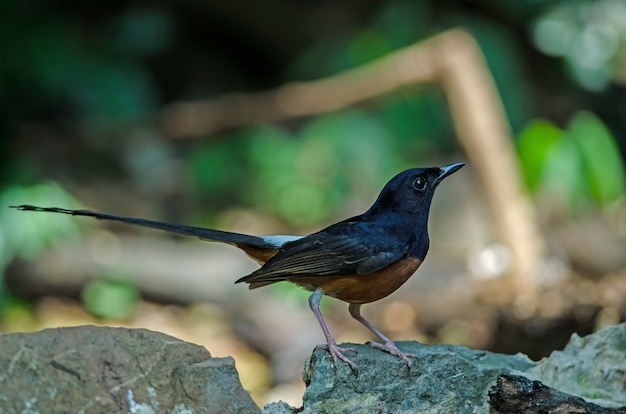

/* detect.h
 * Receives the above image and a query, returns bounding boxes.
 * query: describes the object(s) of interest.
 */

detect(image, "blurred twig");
[159,29,544,291]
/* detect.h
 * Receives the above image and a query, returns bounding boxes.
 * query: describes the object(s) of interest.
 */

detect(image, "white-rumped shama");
[11,162,464,373]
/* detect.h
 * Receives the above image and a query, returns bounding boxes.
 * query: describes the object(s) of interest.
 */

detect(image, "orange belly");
[290,257,422,304]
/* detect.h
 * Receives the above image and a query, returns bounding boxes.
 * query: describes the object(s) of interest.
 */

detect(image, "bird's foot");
[368,340,416,369]
[316,342,359,375]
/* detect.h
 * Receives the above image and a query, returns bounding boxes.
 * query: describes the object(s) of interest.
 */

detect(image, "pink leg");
[348,303,416,368]
[309,290,358,374]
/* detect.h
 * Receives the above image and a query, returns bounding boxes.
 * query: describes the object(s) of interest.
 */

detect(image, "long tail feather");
[10,205,275,250]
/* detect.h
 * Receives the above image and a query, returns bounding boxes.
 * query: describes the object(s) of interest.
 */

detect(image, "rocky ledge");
[1,323,624,413]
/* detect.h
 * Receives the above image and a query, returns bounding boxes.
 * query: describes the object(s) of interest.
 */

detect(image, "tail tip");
[9,205,34,210]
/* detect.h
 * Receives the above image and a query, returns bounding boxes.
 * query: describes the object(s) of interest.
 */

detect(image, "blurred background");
[1,0,625,408]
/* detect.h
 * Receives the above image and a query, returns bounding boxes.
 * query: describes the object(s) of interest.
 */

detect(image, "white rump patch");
[261,235,303,247]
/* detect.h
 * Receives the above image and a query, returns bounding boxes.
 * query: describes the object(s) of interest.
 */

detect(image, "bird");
[11,162,464,374]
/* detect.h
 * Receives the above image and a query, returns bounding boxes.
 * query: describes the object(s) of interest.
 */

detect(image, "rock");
[0,325,260,414]
[526,322,626,408]
[262,401,298,413]
[296,323,626,413]
[1,323,624,413]
[299,341,534,413]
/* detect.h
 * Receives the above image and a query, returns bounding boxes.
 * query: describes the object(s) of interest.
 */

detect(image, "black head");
[365,162,465,218]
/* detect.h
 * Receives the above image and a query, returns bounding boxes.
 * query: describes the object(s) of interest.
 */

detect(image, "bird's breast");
[291,257,422,304]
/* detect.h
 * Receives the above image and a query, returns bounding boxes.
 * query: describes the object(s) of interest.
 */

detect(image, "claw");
[317,342,359,375]
[349,303,416,370]
[368,340,416,369]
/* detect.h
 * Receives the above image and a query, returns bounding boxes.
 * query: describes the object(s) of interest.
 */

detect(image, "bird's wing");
[236,222,406,285]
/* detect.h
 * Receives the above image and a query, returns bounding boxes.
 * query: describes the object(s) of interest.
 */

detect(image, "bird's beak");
[435,162,465,184]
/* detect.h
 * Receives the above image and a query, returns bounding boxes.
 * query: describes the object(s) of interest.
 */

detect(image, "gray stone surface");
[266,323,626,413]
[1,323,624,413]
[0,325,260,414]
[297,342,534,414]
[526,322,626,408]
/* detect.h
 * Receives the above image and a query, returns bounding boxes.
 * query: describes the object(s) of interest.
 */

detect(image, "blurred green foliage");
[518,111,626,211]
[81,277,141,320]
[0,2,160,125]
[0,183,142,321]
[532,0,626,91]
[1,0,625,314]
[187,110,428,227]
[0,183,81,312]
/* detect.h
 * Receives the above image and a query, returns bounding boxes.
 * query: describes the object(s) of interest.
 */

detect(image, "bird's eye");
[413,176,427,191]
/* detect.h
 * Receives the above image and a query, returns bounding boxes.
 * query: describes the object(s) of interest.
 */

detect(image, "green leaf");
[517,119,564,192]
[542,134,587,211]
[567,111,626,205]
